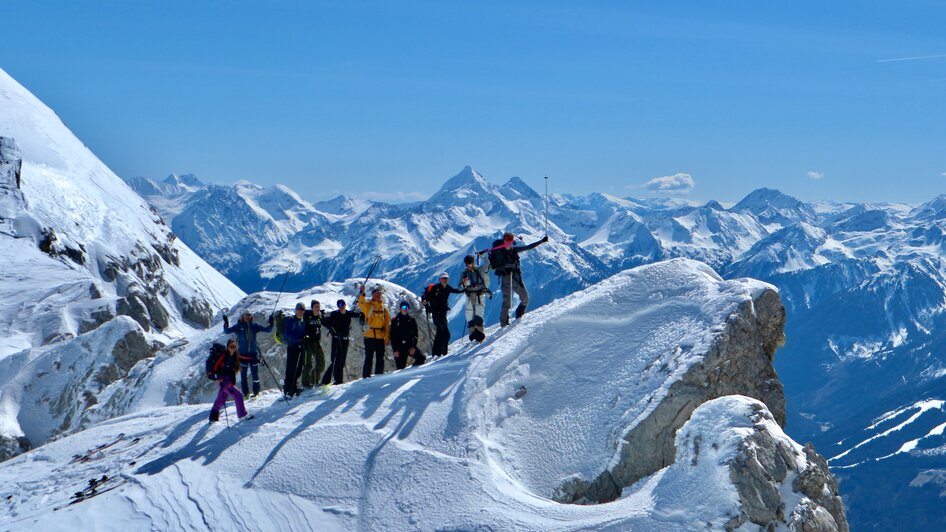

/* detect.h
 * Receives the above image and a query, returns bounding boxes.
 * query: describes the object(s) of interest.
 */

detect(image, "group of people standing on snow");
[204,232,548,422]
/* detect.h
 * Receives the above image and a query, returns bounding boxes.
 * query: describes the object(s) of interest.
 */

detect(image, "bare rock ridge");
[554,280,847,530]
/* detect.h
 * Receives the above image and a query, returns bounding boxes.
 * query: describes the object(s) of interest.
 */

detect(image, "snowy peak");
[428,165,495,202]
[911,194,946,221]
[501,175,542,200]
[161,172,204,188]
[731,187,816,226]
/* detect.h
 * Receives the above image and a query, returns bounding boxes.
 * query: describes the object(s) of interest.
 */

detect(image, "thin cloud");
[877,54,946,63]
[351,190,428,203]
[807,171,824,180]
[645,173,695,195]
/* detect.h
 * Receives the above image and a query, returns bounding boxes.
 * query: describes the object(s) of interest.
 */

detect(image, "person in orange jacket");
[358,285,390,378]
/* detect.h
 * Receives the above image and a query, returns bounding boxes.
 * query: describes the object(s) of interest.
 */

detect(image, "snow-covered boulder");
[675,396,847,531]
[0,259,845,530]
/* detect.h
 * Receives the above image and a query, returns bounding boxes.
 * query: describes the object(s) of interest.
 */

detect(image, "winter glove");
[223,315,229,328]
[393,351,400,359]
[269,315,275,326]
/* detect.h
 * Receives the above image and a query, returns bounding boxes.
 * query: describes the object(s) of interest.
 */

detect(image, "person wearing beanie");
[321,298,362,385]
[390,300,425,369]
[459,254,491,342]
[302,300,326,389]
[222,309,274,398]
[281,302,307,397]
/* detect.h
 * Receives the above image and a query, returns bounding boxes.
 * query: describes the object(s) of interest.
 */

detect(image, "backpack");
[488,239,512,274]
[476,261,491,291]
[205,343,228,380]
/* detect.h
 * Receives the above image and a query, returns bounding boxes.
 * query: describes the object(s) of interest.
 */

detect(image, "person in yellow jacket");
[358,285,390,378]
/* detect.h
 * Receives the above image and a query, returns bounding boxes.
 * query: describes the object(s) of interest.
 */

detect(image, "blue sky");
[4,1,945,204]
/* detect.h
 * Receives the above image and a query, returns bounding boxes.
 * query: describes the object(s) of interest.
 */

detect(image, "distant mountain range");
[129,168,946,530]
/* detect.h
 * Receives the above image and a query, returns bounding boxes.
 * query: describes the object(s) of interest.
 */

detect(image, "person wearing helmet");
[421,272,463,357]
[481,232,549,327]
[358,285,390,378]
[390,301,425,369]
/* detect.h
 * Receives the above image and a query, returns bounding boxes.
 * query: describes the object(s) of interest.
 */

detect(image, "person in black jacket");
[282,303,308,397]
[302,300,326,389]
[391,301,425,369]
[208,339,250,422]
[320,299,363,385]
[483,232,549,327]
[422,272,463,357]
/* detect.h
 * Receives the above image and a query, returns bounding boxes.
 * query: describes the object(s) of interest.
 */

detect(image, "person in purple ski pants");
[209,339,250,422]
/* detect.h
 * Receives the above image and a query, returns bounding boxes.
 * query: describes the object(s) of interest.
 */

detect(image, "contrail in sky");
[877,54,946,63]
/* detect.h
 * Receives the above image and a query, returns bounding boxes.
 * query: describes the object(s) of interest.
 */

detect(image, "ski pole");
[424,308,434,353]
[260,354,291,404]
[356,255,382,297]
[544,176,549,236]
[352,255,382,310]
[269,268,293,322]
[223,397,231,429]
[194,264,222,309]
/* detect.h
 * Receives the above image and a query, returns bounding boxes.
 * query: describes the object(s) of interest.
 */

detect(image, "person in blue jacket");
[223,310,274,398]
[282,302,308,397]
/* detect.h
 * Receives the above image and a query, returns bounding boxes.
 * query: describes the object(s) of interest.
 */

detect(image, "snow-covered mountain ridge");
[131,168,946,530]
[0,259,847,531]
[0,68,244,460]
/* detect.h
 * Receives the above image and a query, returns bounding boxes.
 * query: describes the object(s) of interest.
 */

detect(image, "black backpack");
[488,239,512,274]
[205,343,228,380]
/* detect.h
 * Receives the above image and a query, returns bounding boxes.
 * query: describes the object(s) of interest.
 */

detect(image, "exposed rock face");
[723,402,848,531]
[0,136,21,190]
[558,287,787,504]
[181,296,213,328]
[0,318,156,462]
[117,292,152,332]
[110,327,153,372]
[678,397,848,532]
[0,436,30,463]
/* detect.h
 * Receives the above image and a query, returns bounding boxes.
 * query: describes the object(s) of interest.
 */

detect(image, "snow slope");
[0,259,843,531]
[0,68,244,457]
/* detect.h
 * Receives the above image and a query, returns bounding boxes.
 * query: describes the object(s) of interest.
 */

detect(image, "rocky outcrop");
[0,436,30,463]
[557,287,787,504]
[0,318,159,463]
[679,396,847,532]
[181,296,213,328]
[722,400,848,531]
[0,136,21,190]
